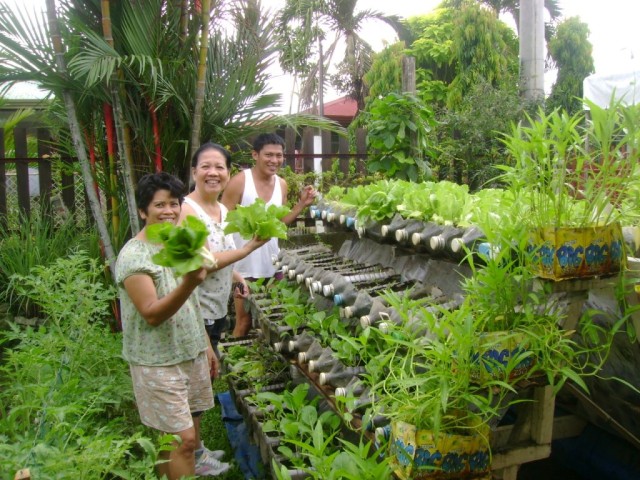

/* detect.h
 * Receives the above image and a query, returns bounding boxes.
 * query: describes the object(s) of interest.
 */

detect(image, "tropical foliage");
[0,0,338,267]
[546,16,595,115]
[277,0,406,112]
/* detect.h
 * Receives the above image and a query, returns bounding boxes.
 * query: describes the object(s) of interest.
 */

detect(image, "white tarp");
[583,70,640,108]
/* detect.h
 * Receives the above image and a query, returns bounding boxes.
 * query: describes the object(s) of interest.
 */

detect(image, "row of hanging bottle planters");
[219,326,396,479]
[248,246,515,479]
[310,197,634,280]
[310,201,493,265]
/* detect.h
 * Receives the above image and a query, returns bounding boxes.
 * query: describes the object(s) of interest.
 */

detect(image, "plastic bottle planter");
[411,223,445,253]
[318,366,366,388]
[389,420,490,480]
[528,223,625,280]
[380,215,413,242]
[467,331,536,384]
[429,226,466,258]
[395,222,428,247]
[450,226,486,257]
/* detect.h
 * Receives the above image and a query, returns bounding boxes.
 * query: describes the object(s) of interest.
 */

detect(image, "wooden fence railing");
[0,126,370,229]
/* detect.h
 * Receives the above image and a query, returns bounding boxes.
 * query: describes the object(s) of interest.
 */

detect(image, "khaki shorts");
[130,351,214,433]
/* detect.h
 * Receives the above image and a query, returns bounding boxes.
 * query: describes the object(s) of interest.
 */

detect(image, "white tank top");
[232,169,282,278]
[183,197,236,323]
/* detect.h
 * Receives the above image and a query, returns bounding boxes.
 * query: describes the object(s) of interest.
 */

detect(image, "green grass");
[199,379,261,480]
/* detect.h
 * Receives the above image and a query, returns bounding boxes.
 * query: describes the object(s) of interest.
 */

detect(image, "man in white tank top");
[221,133,316,334]
[221,133,316,333]
[222,133,316,279]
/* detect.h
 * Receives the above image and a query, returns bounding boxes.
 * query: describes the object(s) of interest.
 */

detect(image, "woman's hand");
[245,236,269,252]
[233,280,249,299]
[182,267,208,288]
[207,345,220,379]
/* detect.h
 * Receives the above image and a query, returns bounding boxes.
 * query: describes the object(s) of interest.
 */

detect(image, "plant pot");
[528,223,624,280]
[389,420,490,480]
[469,331,536,384]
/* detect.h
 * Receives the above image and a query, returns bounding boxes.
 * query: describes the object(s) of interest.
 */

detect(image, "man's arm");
[280,180,316,226]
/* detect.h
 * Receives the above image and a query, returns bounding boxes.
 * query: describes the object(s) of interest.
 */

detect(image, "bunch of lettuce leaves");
[224,198,290,240]
[146,215,216,276]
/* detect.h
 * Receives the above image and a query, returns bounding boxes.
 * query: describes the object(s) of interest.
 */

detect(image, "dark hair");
[191,142,232,169]
[252,133,285,153]
[136,172,185,213]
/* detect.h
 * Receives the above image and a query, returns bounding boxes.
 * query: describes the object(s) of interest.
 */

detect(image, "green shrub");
[0,252,160,479]
[0,213,101,318]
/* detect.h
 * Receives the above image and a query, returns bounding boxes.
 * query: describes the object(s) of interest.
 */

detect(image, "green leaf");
[145,216,210,276]
[224,198,291,240]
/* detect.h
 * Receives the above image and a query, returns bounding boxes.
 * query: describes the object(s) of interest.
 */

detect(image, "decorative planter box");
[469,331,535,384]
[528,223,624,280]
[389,420,491,479]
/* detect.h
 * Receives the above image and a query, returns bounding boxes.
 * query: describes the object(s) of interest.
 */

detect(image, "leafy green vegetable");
[224,198,290,240]
[146,215,216,276]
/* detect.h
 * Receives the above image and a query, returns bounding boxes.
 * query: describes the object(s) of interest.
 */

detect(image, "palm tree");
[0,0,339,256]
[278,0,407,112]
[44,0,117,273]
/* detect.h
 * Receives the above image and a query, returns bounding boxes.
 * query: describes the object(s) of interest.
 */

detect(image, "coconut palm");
[278,0,407,112]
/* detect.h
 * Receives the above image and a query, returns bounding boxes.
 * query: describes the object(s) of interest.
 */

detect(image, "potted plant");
[366,301,499,480]
[496,100,640,280]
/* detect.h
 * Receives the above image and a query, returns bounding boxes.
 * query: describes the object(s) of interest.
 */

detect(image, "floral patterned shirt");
[183,197,236,323]
[115,238,207,366]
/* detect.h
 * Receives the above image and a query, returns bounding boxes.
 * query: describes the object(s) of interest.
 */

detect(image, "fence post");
[321,130,332,172]
[38,128,53,219]
[284,127,296,170]
[61,155,76,218]
[0,130,6,228]
[301,127,315,174]
[355,128,367,175]
[338,135,350,175]
[14,127,30,218]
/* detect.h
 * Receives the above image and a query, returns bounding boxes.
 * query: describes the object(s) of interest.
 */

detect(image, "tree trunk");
[102,0,140,236]
[519,0,545,104]
[46,0,117,276]
[189,0,211,185]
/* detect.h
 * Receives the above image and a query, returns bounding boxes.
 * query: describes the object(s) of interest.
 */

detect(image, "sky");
[4,0,640,109]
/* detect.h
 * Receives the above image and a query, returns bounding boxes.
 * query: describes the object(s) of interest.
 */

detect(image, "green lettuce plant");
[146,215,217,275]
[224,198,290,240]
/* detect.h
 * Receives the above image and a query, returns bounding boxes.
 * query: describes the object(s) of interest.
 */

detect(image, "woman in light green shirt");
[115,172,264,479]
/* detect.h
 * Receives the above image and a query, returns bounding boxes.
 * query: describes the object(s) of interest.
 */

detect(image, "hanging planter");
[389,419,491,480]
[528,223,624,280]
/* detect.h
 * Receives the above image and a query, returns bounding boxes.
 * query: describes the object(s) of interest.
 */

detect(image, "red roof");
[322,96,358,117]
[302,96,358,126]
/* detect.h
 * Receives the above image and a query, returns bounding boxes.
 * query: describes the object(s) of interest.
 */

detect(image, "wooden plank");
[321,130,332,172]
[492,444,551,470]
[61,156,76,217]
[0,130,6,225]
[37,128,52,218]
[284,127,296,170]
[354,128,366,175]
[14,127,30,217]
[301,127,315,173]
[338,136,350,175]
[531,385,554,444]
[493,464,519,480]
[552,414,587,439]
